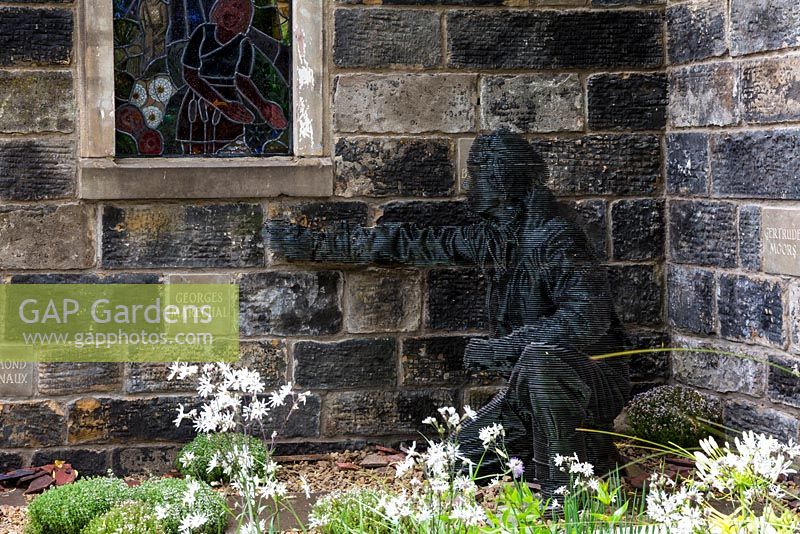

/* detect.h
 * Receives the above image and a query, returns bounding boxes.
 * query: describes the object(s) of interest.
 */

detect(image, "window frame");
[77,0,331,199]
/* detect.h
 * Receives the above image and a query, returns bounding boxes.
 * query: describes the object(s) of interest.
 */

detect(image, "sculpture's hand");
[265,219,314,261]
[463,338,495,371]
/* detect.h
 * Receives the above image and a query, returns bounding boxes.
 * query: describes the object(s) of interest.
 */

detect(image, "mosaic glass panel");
[112,0,291,156]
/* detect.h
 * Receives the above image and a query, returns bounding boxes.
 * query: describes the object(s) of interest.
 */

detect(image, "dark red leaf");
[24,474,54,495]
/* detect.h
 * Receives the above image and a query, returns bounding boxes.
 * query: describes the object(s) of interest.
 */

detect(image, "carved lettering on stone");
[0,361,34,397]
[762,208,800,276]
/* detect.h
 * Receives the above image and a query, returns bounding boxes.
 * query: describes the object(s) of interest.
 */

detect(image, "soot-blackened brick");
[268,201,368,232]
[667,265,715,335]
[334,8,441,68]
[335,138,454,198]
[626,329,671,383]
[564,199,607,261]
[0,8,72,66]
[666,133,709,196]
[611,199,664,261]
[427,268,487,331]
[711,130,800,199]
[239,271,342,336]
[739,206,762,271]
[669,200,737,267]
[402,336,495,386]
[718,275,784,347]
[588,74,667,131]
[531,135,661,196]
[607,264,662,326]
[446,10,663,69]
[294,338,397,389]
[102,204,264,268]
[378,200,476,227]
[0,401,66,448]
[731,0,800,56]
[768,353,800,408]
[667,1,727,64]
[32,448,108,477]
[724,400,799,443]
[0,139,74,200]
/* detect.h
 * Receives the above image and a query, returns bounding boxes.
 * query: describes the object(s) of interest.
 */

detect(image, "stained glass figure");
[113,0,291,156]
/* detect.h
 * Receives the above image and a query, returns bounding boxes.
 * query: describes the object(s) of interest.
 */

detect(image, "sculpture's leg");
[457,388,534,480]
[509,344,623,498]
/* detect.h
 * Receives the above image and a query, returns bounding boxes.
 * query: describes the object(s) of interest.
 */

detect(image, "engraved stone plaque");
[762,208,800,276]
[0,361,35,397]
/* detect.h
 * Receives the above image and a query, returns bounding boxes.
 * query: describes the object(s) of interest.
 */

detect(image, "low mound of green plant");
[130,477,228,534]
[626,384,722,448]
[176,432,268,483]
[25,477,130,534]
[309,488,396,534]
[81,501,165,534]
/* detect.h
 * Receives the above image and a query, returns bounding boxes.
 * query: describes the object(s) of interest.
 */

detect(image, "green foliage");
[309,488,396,534]
[626,384,722,448]
[176,432,268,484]
[81,501,165,534]
[130,477,228,534]
[25,477,130,534]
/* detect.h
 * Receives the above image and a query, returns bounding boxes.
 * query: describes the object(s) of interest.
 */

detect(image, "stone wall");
[0,0,669,473]
[666,0,800,442]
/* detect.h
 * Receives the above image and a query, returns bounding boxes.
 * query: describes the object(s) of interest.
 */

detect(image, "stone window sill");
[78,157,333,199]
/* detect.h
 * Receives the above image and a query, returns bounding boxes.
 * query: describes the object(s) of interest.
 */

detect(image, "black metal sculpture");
[267,130,630,496]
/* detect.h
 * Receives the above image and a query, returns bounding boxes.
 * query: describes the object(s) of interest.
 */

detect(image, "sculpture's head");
[466,130,548,220]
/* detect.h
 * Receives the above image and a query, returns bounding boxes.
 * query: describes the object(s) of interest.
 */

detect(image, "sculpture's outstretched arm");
[265,220,483,266]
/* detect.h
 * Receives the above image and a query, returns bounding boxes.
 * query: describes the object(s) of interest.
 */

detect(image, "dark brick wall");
[0,0,674,470]
[666,0,800,443]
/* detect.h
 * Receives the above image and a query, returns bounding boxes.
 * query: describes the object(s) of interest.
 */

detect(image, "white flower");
[463,405,477,420]
[243,397,269,422]
[299,475,311,498]
[180,451,195,468]
[478,423,504,448]
[268,383,292,408]
[178,512,207,533]
[173,404,197,428]
[183,478,202,507]
[142,105,163,128]
[154,504,169,520]
[148,76,175,103]
[130,82,147,107]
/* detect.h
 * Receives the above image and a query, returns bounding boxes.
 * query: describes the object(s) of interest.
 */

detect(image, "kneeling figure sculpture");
[268,130,631,496]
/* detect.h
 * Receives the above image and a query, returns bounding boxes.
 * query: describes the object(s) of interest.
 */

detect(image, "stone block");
[345,270,421,333]
[333,8,441,68]
[667,1,726,64]
[427,268,487,331]
[739,57,800,124]
[334,74,477,134]
[102,204,263,269]
[67,396,197,444]
[667,265,715,335]
[671,337,767,397]
[0,205,94,269]
[334,137,454,198]
[531,135,661,196]
[0,401,66,447]
[666,133,708,196]
[0,139,74,200]
[768,353,800,408]
[588,73,667,131]
[626,329,671,383]
[480,74,583,133]
[711,130,800,199]
[9,273,160,284]
[724,400,799,443]
[125,363,196,394]
[401,336,494,386]
[377,200,476,227]
[0,362,35,397]
[669,200,737,267]
[669,63,737,127]
[293,338,396,389]
[607,264,662,326]
[0,452,25,472]
[739,205,761,271]
[239,271,342,336]
[0,71,73,133]
[38,363,122,396]
[718,275,784,347]
[264,393,321,438]
[731,0,800,56]
[611,199,664,261]
[564,199,607,261]
[112,446,179,477]
[462,387,503,412]
[0,8,72,66]
[790,283,800,355]
[446,10,663,69]
[324,389,457,436]
[32,448,108,477]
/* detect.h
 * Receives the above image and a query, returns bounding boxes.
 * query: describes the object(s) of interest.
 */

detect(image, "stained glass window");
[112,0,291,157]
